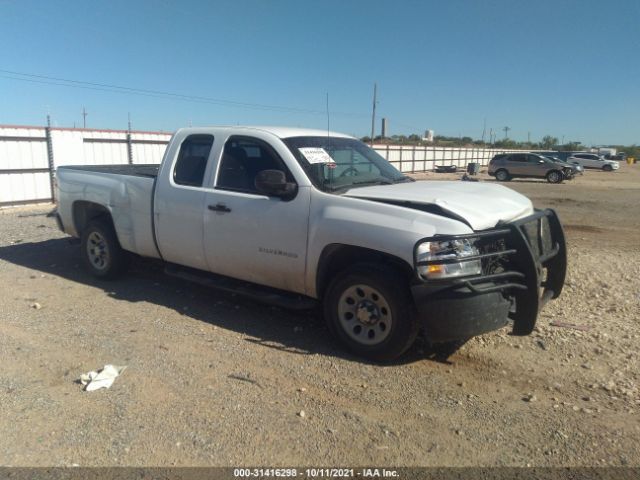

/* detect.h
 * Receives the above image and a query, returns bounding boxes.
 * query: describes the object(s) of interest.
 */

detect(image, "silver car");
[567,152,620,171]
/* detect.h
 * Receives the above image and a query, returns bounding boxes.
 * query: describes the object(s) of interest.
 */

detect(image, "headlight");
[416,238,481,280]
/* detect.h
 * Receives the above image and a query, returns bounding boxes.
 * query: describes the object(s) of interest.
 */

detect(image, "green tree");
[541,135,558,149]
[558,142,582,152]
[494,139,518,149]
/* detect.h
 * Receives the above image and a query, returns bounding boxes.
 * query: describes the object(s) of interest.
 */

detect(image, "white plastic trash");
[80,365,127,391]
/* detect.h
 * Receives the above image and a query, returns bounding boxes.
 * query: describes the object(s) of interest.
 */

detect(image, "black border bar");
[0,467,636,480]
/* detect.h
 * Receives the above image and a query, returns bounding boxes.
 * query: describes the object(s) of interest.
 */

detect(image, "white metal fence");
[0,124,533,207]
[0,124,170,206]
[372,144,529,173]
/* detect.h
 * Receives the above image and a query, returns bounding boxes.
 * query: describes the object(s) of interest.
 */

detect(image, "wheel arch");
[315,244,414,299]
[495,168,510,180]
[72,201,115,236]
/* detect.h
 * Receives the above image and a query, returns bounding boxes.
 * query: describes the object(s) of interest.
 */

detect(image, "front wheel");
[603,164,613,172]
[546,170,563,183]
[81,219,129,279]
[323,264,419,362]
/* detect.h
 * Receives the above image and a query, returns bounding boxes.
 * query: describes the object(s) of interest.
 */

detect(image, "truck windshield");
[282,136,410,192]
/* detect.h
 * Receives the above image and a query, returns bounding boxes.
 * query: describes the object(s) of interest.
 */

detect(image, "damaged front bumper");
[412,209,567,342]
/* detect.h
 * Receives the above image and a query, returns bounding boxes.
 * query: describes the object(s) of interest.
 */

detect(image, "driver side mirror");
[255,170,297,200]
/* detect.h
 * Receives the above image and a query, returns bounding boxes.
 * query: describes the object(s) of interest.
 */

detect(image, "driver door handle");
[208,203,231,213]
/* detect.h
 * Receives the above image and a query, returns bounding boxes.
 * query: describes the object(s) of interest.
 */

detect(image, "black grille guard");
[413,209,567,336]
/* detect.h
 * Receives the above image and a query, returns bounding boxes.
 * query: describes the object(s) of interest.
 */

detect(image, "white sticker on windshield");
[298,147,335,165]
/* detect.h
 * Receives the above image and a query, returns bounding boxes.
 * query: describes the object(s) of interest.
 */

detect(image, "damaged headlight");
[416,238,481,280]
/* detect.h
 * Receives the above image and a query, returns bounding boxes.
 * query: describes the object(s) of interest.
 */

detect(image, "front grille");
[477,237,508,276]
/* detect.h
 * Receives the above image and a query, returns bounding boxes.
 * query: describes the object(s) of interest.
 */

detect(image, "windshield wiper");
[393,176,414,183]
[351,178,394,186]
[323,177,398,192]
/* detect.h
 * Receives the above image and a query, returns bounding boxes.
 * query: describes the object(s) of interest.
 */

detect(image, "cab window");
[173,135,214,187]
[216,136,294,193]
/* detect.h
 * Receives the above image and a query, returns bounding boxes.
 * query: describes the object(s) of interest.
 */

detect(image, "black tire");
[603,164,613,172]
[323,264,419,362]
[494,169,510,182]
[81,219,129,279]
[546,170,563,184]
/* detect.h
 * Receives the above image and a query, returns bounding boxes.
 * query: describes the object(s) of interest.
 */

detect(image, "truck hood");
[343,181,533,230]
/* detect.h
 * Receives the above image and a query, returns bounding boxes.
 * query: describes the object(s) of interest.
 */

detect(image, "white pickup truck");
[55,126,567,361]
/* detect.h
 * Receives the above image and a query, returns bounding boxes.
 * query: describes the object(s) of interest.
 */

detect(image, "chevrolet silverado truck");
[55,126,567,361]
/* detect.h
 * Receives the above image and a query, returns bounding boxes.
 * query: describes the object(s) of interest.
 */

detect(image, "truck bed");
[56,163,161,260]
[57,164,159,178]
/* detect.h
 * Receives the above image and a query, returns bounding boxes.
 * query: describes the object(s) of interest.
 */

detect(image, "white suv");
[568,153,619,171]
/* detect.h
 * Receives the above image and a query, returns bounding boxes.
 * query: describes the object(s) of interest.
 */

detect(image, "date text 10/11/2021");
[233,468,399,478]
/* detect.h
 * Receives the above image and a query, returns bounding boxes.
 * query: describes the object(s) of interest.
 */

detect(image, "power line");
[0,68,371,118]
[0,68,444,134]
[0,70,326,115]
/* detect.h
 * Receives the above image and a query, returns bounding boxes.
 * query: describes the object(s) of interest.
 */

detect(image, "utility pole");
[370,83,377,146]
[481,118,487,143]
[489,128,493,146]
[503,126,511,139]
[45,114,55,202]
[82,106,88,128]
[126,112,133,165]
[527,131,530,143]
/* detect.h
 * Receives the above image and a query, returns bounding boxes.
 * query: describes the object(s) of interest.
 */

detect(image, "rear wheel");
[323,264,419,362]
[546,170,563,183]
[603,164,613,172]
[81,219,129,279]
[495,169,510,182]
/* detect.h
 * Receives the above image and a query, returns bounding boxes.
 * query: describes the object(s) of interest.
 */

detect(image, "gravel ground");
[0,165,638,467]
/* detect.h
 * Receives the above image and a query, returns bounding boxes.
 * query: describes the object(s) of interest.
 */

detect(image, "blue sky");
[0,0,638,145]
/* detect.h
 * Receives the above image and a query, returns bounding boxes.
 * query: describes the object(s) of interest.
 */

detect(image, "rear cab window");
[173,134,214,187]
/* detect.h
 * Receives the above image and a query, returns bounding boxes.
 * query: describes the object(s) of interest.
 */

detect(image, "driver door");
[202,136,310,294]
[525,154,547,175]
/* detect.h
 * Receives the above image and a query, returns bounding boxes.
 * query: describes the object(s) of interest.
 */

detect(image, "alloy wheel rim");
[87,231,110,270]
[337,284,392,346]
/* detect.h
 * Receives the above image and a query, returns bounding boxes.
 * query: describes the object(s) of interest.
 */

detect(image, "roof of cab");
[175,125,354,139]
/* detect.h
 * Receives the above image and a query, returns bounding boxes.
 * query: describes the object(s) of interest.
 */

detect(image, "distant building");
[381,118,388,138]
[423,129,434,142]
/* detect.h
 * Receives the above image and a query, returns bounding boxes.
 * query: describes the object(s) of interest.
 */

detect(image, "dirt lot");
[0,165,638,467]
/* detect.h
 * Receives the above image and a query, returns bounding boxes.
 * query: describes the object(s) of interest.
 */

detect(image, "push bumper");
[412,209,567,342]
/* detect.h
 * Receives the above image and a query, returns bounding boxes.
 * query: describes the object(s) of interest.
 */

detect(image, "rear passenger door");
[202,135,310,294]
[574,154,595,168]
[507,154,528,175]
[154,133,214,270]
